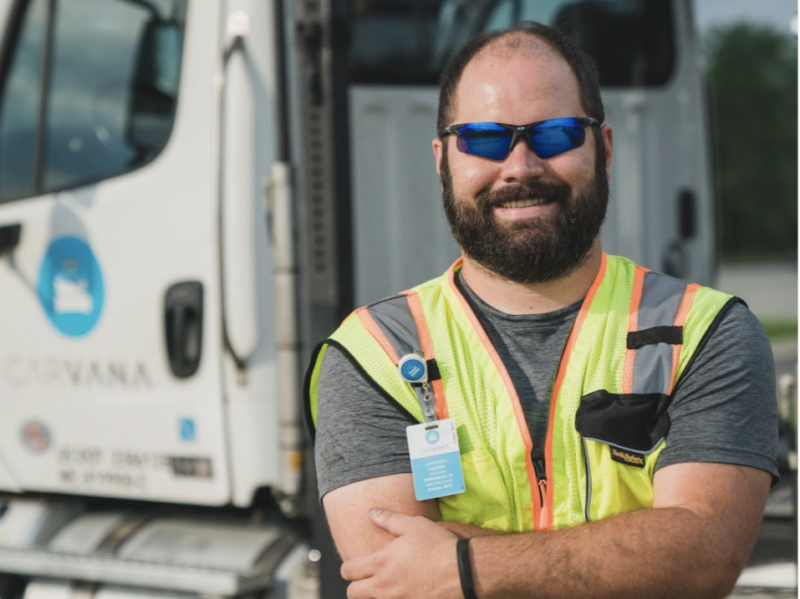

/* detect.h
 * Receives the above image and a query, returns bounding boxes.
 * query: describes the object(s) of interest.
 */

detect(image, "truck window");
[0,0,186,201]
[350,0,674,87]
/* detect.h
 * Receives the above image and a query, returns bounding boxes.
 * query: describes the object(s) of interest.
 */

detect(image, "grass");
[759,318,798,342]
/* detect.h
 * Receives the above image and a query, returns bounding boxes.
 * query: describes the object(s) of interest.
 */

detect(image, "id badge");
[406,418,465,501]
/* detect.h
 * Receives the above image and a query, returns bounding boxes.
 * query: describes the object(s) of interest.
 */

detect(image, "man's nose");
[500,137,546,182]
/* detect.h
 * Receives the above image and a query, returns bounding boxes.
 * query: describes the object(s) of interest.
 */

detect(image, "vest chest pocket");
[575,390,671,519]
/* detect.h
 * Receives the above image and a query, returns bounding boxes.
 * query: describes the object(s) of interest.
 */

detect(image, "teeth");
[500,199,547,208]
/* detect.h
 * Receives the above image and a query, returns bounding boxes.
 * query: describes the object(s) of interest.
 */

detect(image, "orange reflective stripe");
[403,290,449,420]
[356,307,400,364]
[674,283,699,327]
[403,291,435,359]
[543,253,608,530]
[623,265,649,394]
[446,261,539,529]
[668,283,700,393]
[431,379,448,420]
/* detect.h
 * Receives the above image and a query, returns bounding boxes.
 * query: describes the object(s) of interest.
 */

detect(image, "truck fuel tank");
[0,498,316,599]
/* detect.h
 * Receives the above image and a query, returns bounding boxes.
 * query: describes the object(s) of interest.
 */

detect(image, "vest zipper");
[533,457,547,513]
[582,438,592,522]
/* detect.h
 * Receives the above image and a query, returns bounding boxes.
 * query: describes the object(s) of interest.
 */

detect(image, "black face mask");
[440,137,609,285]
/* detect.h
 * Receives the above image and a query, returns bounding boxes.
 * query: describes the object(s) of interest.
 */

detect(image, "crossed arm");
[323,462,771,599]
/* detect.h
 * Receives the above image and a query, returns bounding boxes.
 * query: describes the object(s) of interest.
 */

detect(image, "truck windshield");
[0,0,186,201]
[349,0,675,87]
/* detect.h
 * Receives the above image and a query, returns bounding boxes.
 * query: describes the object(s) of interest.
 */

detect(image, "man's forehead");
[460,33,571,87]
[451,34,578,118]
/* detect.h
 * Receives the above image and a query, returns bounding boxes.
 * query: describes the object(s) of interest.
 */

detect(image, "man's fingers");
[368,507,417,536]
[341,553,379,582]
[346,579,374,599]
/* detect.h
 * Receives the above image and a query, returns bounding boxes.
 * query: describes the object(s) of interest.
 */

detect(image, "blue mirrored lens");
[456,123,512,161]
[529,118,586,159]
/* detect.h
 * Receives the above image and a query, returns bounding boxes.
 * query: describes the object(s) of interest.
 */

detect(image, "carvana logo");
[37,236,104,337]
[425,429,440,445]
[401,361,423,380]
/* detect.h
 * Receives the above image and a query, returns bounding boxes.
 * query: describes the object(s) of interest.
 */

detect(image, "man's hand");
[341,508,462,599]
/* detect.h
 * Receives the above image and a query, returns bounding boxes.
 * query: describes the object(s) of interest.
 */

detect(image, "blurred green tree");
[707,24,797,260]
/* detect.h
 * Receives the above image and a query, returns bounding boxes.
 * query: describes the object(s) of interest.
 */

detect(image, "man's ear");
[432,138,443,176]
[601,124,613,181]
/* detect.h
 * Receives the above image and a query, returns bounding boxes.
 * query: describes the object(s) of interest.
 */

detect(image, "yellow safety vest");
[305,254,736,532]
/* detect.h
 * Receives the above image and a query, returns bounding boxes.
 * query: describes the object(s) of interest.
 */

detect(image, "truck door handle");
[0,223,22,256]
[679,189,696,240]
[164,281,203,378]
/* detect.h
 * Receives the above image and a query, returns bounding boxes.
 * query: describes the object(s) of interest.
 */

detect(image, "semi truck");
[0,0,717,597]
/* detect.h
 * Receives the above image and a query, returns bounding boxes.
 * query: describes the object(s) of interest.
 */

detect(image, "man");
[304,21,778,599]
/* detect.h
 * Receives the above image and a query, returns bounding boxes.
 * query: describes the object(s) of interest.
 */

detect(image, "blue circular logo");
[37,236,104,337]
[425,429,440,445]
[400,358,425,381]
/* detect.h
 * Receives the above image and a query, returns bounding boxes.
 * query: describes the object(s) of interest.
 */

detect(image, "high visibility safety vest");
[305,254,738,532]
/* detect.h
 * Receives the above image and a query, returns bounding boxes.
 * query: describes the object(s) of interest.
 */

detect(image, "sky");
[693,0,798,33]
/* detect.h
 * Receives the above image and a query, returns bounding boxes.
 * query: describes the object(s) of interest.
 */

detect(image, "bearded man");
[305,21,777,599]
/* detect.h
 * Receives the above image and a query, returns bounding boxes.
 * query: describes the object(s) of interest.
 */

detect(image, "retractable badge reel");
[399,352,465,501]
[398,353,434,420]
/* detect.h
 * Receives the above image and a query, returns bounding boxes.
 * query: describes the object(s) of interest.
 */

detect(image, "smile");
[498,198,552,208]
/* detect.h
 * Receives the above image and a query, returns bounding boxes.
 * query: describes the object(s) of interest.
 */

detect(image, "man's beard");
[441,143,609,284]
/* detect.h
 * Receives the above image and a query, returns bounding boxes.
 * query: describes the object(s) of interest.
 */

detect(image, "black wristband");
[456,538,479,599]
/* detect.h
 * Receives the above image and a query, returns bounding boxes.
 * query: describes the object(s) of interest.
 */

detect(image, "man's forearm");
[342,464,769,599]
[470,506,746,599]
[438,520,502,539]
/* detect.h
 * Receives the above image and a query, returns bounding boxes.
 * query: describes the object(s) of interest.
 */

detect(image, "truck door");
[0,0,237,504]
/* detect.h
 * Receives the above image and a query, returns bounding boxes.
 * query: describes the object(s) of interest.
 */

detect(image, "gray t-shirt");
[313,275,779,499]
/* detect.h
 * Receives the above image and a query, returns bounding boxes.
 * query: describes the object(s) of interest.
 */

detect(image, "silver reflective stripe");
[631,273,687,395]
[366,295,437,422]
[631,345,674,394]
[637,272,685,330]
[366,295,420,359]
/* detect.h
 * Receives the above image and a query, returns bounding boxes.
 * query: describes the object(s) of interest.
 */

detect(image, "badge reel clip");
[398,352,436,421]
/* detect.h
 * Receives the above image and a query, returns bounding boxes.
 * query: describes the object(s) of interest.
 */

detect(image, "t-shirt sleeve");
[655,302,779,481]
[313,345,414,500]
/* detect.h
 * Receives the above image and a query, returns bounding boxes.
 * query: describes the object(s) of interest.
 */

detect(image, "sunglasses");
[441,117,601,161]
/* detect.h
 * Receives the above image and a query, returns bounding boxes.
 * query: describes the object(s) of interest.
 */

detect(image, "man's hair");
[436,21,605,135]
